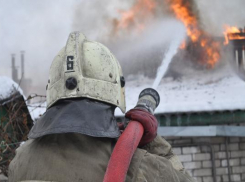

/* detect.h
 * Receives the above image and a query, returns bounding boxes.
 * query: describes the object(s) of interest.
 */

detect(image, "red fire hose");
[103,121,144,182]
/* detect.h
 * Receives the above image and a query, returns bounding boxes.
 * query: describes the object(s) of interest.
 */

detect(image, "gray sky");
[0,0,244,95]
[0,0,125,95]
[0,0,78,92]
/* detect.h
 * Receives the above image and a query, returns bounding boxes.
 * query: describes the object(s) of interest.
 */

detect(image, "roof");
[24,67,245,120]
[115,67,245,116]
[158,125,245,137]
[0,76,46,120]
[0,76,24,105]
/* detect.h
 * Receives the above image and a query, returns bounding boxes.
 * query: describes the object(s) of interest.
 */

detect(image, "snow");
[0,76,24,101]
[0,76,46,121]
[14,67,245,120]
[115,68,245,116]
[27,102,46,121]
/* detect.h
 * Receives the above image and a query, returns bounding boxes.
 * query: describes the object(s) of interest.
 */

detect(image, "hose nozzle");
[135,88,160,114]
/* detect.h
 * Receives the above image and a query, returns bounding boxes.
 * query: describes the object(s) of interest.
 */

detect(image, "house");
[0,76,33,178]
[115,68,245,182]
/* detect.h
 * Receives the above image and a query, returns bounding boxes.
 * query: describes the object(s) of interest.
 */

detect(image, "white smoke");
[72,0,133,42]
[0,0,244,96]
[196,0,245,36]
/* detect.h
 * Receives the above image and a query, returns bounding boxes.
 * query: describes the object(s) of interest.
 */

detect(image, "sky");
[0,0,126,95]
[0,0,77,93]
[0,0,244,95]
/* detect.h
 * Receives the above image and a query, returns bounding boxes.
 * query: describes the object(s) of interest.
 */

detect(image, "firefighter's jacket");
[9,133,194,182]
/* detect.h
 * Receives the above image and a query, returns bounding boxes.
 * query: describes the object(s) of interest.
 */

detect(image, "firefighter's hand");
[117,122,125,134]
[125,108,158,147]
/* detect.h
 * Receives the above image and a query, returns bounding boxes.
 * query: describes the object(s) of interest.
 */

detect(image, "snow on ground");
[115,68,245,116]
[0,76,24,100]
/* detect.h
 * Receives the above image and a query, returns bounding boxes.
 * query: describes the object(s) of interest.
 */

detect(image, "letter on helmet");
[46,32,126,113]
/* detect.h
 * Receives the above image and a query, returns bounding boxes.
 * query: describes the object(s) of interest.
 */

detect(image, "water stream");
[152,30,186,89]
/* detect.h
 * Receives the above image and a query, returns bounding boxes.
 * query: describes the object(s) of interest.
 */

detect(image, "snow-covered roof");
[0,76,24,102]
[0,76,44,121]
[115,68,245,116]
[19,67,245,119]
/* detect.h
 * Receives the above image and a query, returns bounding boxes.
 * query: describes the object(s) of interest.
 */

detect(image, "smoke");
[72,0,133,42]
[196,0,245,36]
[0,0,245,97]
[108,19,187,78]
[72,0,183,79]
[195,0,245,80]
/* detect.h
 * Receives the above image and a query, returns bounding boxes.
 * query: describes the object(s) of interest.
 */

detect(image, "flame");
[223,25,245,45]
[180,41,186,49]
[113,0,156,34]
[169,1,200,43]
[113,0,221,68]
[166,0,221,68]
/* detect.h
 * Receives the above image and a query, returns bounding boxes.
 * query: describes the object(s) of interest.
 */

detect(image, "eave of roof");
[116,109,245,126]
[158,125,245,137]
[0,92,22,106]
[156,110,245,126]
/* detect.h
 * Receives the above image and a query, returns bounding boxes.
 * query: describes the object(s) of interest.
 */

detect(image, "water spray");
[152,27,186,89]
[104,22,186,182]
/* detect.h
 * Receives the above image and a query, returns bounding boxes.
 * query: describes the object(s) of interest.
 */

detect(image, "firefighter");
[8,32,195,182]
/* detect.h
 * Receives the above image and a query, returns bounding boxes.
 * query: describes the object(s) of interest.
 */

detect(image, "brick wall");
[165,136,245,182]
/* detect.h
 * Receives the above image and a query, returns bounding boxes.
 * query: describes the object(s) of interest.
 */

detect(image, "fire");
[113,0,221,68]
[168,1,200,43]
[166,0,221,68]
[223,25,245,45]
[112,0,156,34]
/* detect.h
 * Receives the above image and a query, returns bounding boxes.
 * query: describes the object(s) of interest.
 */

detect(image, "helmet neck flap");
[29,98,120,139]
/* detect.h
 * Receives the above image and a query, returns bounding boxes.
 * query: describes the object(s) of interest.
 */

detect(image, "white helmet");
[46,32,126,113]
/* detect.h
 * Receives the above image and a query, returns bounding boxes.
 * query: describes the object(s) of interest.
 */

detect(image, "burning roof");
[111,0,243,70]
[167,0,222,68]
[224,25,245,44]
[112,0,222,68]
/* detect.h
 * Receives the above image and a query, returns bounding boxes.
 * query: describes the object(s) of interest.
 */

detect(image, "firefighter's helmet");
[46,32,126,113]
